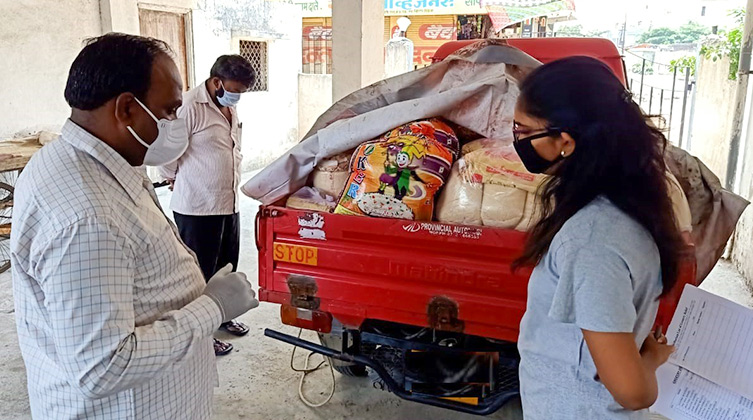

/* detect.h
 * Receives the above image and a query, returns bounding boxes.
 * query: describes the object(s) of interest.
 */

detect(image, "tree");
[677,22,712,43]
[700,8,745,80]
[669,56,696,76]
[638,22,710,45]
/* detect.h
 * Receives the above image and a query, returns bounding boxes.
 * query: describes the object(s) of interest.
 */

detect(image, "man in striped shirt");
[159,55,254,355]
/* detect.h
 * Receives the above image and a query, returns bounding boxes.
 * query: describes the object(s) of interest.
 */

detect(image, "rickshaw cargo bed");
[255,205,695,343]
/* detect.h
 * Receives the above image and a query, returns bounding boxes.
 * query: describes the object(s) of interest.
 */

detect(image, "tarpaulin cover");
[243,39,748,283]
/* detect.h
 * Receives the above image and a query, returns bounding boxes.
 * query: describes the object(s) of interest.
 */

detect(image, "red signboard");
[418,24,456,40]
[413,46,439,64]
[303,25,332,40]
[302,47,332,65]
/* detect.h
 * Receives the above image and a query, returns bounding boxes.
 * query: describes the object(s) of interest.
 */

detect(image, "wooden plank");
[0,137,42,173]
[139,9,190,90]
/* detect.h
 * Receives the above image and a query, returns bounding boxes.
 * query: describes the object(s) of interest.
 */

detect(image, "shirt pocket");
[235,122,243,148]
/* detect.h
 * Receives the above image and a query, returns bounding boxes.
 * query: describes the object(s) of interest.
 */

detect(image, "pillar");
[331,0,385,102]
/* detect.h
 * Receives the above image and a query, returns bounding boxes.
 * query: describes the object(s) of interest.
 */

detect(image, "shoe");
[220,320,250,336]
[214,338,233,356]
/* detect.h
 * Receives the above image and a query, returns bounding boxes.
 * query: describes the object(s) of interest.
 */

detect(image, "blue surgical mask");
[217,80,242,107]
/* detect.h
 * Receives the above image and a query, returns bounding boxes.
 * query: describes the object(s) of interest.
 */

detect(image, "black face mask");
[513,130,563,174]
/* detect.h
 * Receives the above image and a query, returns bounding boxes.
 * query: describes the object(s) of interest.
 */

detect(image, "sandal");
[220,320,250,336]
[214,338,233,356]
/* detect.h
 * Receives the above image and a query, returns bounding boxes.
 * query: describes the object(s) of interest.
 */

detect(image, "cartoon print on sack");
[335,119,459,221]
[378,139,426,200]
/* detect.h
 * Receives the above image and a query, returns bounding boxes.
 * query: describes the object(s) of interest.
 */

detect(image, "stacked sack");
[436,139,547,231]
[286,186,338,213]
[287,152,352,212]
[310,151,352,198]
[436,138,694,234]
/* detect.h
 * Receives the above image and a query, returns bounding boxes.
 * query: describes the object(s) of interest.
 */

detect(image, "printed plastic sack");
[311,150,353,198]
[437,159,540,230]
[461,138,507,155]
[286,187,337,213]
[335,119,459,220]
[462,145,549,193]
[436,141,547,230]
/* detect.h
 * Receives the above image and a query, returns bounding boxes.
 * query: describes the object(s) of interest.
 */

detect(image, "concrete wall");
[731,76,753,290]
[193,0,302,171]
[0,0,200,140]
[731,202,753,291]
[101,0,139,33]
[298,74,332,140]
[689,55,737,184]
[690,55,753,290]
[0,0,103,138]
[0,0,301,172]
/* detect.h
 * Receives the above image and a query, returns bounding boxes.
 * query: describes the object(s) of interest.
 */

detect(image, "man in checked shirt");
[11,33,258,419]
[159,55,255,356]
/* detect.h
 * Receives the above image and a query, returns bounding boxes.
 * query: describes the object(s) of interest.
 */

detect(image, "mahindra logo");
[403,223,421,233]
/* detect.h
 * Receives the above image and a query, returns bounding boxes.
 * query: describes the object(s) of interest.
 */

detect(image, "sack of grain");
[481,183,527,228]
[311,151,352,198]
[286,187,337,213]
[435,162,483,225]
[436,142,547,230]
[335,119,459,221]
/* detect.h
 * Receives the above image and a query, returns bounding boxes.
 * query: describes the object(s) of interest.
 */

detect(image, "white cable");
[289,329,336,408]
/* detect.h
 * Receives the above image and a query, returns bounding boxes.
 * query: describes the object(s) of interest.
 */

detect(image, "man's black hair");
[64,33,173,111]
[210,55,256,89]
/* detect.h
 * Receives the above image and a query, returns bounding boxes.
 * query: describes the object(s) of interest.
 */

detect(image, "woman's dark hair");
[65,33,172,110]
[513,56,685,296]
[210,55,256,88]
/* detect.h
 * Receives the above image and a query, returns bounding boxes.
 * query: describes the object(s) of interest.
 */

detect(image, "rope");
[289,329,336,408]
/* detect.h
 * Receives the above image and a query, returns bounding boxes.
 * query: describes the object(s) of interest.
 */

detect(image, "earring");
[561,150,566,157]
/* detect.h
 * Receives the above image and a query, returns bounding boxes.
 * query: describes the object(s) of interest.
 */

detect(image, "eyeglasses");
[512,121,562,142]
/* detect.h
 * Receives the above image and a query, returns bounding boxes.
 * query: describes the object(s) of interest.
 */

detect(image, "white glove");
[202,264,259,323]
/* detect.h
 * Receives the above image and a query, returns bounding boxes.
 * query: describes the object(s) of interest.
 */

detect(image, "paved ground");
[0,180,751,420]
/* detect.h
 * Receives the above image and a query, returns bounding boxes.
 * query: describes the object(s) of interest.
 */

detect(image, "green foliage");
[730,8,745,26]
[670,56,697,76]
[638,22,711,45]
[699,8,744,80]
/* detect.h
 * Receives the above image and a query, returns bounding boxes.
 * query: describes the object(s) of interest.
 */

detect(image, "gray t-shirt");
[518,197,663,419]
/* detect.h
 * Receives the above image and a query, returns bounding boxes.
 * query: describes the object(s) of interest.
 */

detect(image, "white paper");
[666,285,753,401]
[653,364,753,420]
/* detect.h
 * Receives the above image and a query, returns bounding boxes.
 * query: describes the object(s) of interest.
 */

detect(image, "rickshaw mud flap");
[264,328,518,416]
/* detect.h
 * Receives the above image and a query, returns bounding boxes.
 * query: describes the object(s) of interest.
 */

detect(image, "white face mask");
[126,97,189,166]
